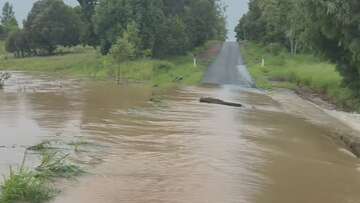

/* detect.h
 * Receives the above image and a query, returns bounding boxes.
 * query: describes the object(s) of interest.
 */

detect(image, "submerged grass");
[36,152,84,179]
[0,141,84,203]
[27,141,52,151]
[0,168,55,203]
[241,42,360,111]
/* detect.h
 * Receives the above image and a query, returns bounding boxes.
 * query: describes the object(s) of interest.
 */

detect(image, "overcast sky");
[0,0,78,24]
[223,0,248,40]
[0,0,248,40]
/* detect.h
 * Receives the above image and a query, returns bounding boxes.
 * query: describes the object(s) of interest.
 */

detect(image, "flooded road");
[1,73,360,203]
[0,73,152,172]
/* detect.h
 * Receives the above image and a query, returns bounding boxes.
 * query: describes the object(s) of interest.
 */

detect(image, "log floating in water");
[199,97,243,108]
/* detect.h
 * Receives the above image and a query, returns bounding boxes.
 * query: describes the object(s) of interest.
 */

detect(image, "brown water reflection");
[1,73,360,203]
[0,73,152,172]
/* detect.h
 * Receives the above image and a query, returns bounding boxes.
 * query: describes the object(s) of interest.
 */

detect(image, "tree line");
[236,0,360,96]
[4,0,226,59]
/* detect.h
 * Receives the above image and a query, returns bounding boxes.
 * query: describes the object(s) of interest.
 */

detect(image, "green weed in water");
[0,141,85,203]
[27,141,52,151]
[36,152,84,179]
[0,167,56,203]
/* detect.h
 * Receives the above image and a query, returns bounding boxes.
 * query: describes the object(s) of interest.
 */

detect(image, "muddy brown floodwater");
[1,72,360,203]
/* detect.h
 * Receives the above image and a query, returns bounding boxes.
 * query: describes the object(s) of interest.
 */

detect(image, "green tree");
[236,0,266,41]
[162,0,185,16]
[0,24,6,39]
[132,0,165,53]
[94,0,133,54]
[5,30,18,55]
[111,32,136,64]
[5,30,30,57]
[235,0,306,54]
[77,0,98,18]
[124,21,142,57]
[302,0,360,95]
[284,0,306,55]
[1,2,18,35]
[76,0,99,47]
[24,0,82,55]
[236,0,360,98]
[184,0,225,47]
[94,0,226,57]
[110,31,136,84]
[153,16,189,57]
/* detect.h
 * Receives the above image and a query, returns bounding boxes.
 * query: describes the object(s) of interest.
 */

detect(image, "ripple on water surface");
[1,73,360,203]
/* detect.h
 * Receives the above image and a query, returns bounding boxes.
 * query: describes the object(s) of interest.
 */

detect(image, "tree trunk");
[117,66,120,85]
[200,97,243,108]
[290,38,294,55]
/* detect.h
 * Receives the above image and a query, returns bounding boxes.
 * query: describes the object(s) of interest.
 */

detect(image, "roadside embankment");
[269,89,360,158]
[240,41,360,157]
[240,42,360,112]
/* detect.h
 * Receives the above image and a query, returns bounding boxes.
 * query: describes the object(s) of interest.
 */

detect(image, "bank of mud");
[269,89,360,158]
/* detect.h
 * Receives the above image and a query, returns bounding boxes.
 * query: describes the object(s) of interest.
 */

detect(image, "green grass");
[241,42,360,111]
[0,141,84,203]
[0,168,56,203]
[0,41,220,88]
[0,49,103,77]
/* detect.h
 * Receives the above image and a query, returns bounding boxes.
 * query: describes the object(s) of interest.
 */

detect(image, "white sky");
[0,0,78,24]
[0,0,249,40]
[223,0,249,40]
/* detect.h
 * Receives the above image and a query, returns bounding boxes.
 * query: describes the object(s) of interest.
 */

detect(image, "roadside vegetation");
[236,0,360,111]
[0,168,55,203]
[0,141,84,203]
[0,0,226,88]
[0,40,222,88]
[241,42,360,111]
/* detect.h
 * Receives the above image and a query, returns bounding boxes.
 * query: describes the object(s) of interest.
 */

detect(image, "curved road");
[203,41,255,87]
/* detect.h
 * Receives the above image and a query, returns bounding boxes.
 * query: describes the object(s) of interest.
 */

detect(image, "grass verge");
[0,41,222,88]
[241,41,360,111]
